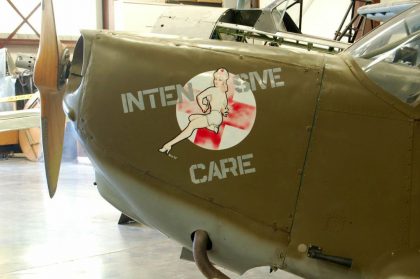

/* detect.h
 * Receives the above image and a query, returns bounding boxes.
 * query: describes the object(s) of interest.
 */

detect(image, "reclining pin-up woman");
[159,68,229,154]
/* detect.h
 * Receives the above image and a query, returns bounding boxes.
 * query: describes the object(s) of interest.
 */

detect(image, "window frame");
[0,0,110,48]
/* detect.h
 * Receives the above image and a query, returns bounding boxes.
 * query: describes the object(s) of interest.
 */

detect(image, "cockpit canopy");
[348,4,420,106]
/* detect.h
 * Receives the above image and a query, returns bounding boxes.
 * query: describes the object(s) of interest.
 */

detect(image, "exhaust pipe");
[192,230,230,279]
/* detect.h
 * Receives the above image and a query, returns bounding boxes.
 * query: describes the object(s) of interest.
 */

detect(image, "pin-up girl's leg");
[188,114,202,121]
[159,115,208,153]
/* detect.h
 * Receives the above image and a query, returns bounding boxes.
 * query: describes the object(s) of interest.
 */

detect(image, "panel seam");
[289,63,326,234]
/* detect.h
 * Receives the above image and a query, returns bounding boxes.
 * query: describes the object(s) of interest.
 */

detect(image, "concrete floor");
[0,158,301,279]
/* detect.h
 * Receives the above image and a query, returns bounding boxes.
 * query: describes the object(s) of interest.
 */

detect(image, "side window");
[349,9,420,106]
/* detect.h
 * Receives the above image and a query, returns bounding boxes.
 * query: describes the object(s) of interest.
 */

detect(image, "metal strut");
[192,230,230,279]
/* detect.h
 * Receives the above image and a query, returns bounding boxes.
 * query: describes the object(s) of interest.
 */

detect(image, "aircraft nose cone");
[63,36,84,123]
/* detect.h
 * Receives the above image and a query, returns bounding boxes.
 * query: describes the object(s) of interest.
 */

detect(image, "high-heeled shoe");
[159,144,171,154]
[208,125,219,134]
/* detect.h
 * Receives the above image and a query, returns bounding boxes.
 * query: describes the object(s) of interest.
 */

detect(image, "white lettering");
[143,88,159,109]
[121,67,286,113]
[249,70,269,90]
[271,67,285,88]
[241,153,256,174]
[190,153,256,184]
[176,83,194,103]
[208,161,223,182]
[127,92,145,112]
[121,93,129,113]
[159,87,167,107]
[164,85,177,106]
[190,164,207,184]
[220,158,238,178]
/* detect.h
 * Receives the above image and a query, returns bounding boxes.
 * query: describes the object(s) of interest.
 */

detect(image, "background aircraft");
[127,0,350,53]
[34,1,420,278]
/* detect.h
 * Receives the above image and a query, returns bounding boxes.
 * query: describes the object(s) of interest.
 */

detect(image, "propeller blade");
[34,0,66,198]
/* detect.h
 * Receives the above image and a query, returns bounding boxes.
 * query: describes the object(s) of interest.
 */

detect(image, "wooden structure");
[0,93,41,161]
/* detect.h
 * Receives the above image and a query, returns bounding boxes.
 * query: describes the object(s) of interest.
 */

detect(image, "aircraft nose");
[63,36,84,123]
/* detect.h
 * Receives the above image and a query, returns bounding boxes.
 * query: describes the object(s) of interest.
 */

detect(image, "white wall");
[114,1,167,33]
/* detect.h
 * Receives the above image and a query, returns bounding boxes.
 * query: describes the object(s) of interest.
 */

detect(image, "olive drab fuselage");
[62,25,420,278]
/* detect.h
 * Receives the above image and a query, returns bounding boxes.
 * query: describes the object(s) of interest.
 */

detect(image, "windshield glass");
[265,0,301,32]
[347,4,420,105]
